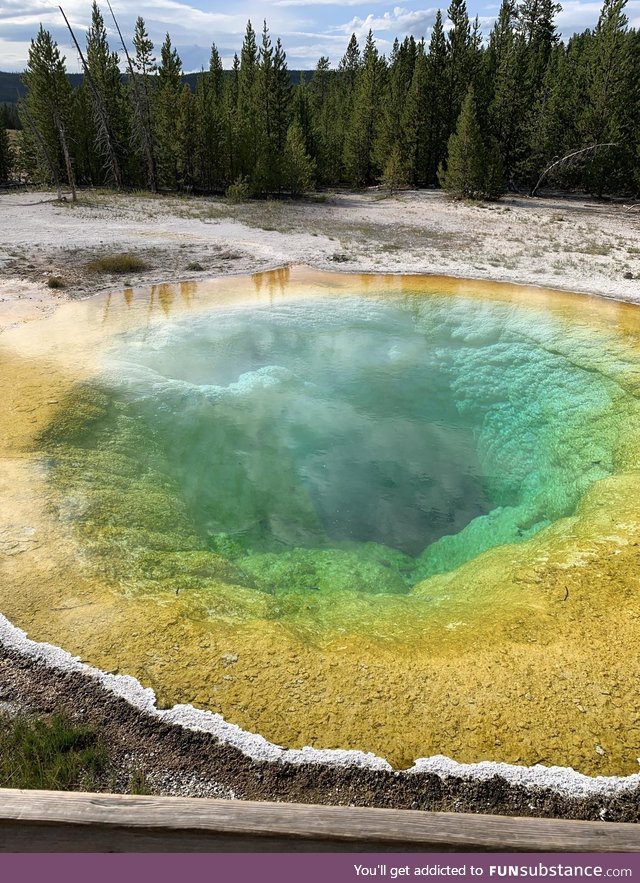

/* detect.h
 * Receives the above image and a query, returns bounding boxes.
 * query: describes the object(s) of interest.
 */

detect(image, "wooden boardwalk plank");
[0,789,638,852]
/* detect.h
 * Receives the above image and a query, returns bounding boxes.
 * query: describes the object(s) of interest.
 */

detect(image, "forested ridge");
[1,0,638,199]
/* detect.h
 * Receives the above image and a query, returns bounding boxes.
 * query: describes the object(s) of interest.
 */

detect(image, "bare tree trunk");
[59,4,124,190]
[530,143,618,197]
[53,109,77,201]
[106,0,157,192]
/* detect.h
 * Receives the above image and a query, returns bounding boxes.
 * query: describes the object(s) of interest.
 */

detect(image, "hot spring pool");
[2,268,640,774]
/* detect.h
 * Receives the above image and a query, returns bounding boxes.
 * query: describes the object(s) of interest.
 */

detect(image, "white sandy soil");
[0,188,639,333]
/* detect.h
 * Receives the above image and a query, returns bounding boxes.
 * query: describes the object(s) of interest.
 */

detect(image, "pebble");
[221,652,238,665]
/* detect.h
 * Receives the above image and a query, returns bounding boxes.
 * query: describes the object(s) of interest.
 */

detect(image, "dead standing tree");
[59,5,124,190]
[51,104,77,201]
[530,143,618,197]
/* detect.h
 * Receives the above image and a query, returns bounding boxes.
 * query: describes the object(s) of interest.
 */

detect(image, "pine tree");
[253,30,291,193]
[374,36,417,173]
[272,40,292,159]
[310,56,342,183]
[21,25,77,199]
[380,142,408,194]
[580,0,631,194]
[175,84,196,189]
[0,106,13,183]
[237,21,259,180]
[337,33,361,180]
[518,0,562,145]
[253,21,275,193]
[291,72,315,159]
[445,0,472,141]
[284,119,315,196]
[130,16,157,190]
[155,33,182,188]
[424,12,449,183]
[193,46,225,191]
[400,42,429,185]
[339,34,361,90]
[209,43,224,102]
[222,54,241,184]
[85,2,129,185]
[525,45,575,189]
[344,30,386,186]
[439,86,504,199]
[489,29,527,180]
[66,81,93,184]
[14,10,640,198]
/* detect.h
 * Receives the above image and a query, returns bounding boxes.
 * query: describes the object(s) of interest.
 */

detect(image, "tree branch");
[530,143,618,197]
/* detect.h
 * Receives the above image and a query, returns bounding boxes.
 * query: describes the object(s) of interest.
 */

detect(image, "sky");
[1,0,639,73]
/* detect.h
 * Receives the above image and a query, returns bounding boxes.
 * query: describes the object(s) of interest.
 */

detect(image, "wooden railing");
[0,789,639,852]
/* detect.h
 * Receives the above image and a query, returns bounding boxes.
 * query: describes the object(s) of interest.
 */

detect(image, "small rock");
[221,652,238,665]
[595,744,606,755]
[623,271,634,279]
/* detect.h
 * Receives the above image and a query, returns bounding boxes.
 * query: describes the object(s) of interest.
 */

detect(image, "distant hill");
[1,71,26,105]
[0,69,312,108]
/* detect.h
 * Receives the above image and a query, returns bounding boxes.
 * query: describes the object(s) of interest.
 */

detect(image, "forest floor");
[0,187,638,332]
[1,187,640,819]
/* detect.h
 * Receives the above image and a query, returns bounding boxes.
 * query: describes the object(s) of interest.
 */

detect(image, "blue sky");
[1,0,639,72]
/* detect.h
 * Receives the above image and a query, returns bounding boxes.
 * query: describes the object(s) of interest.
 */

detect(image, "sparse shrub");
[380,144,408,195]
[128,768,150,795]
[225,175,250,203]
[86,253,149,274]
[186,261,204,271]
[47,275,65,288]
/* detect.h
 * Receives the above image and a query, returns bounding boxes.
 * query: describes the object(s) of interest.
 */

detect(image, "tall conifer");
[0,106,13,183]
[440,85,504,198]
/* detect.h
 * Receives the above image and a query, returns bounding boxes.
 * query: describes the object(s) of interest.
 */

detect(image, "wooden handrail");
[0,789,639,852]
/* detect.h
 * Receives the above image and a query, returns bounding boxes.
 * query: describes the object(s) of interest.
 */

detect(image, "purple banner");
[2,853,640,883]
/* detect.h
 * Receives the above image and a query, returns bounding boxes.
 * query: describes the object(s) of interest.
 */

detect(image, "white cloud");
[332,5,439,37]
[275,0,387,6]
[1,0,637,70]
[0,36,33,67]
[557,0,640,33]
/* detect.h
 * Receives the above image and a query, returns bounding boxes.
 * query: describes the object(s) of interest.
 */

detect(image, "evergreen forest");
[2,0,639,199]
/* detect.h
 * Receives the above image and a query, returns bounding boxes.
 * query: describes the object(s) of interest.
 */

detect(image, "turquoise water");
[14,275,640,774]
[87,292,619,589]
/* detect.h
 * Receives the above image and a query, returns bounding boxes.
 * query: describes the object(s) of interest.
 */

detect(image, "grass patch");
[86,253,149,274]
[0,711,107,791]
[574,242,612,256]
